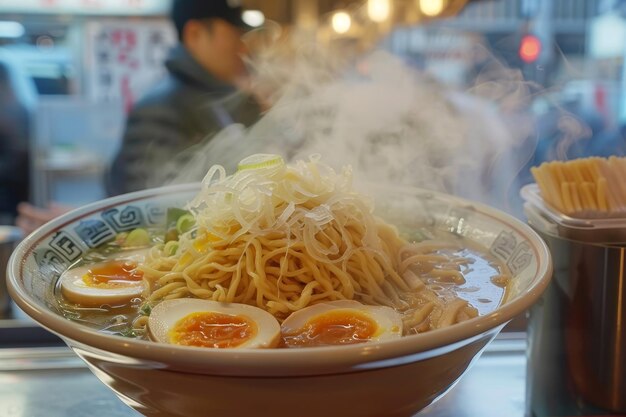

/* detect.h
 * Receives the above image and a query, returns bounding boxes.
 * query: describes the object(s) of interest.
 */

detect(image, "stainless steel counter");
[0,334,526,417]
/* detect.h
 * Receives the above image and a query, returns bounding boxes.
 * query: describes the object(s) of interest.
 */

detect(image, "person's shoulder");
[132,76,181,111]
[132,74,205,114]
[127,78,194,126]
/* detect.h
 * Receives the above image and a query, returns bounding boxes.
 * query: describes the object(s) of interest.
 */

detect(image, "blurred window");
[27,62,72,95]
[3,43,75,96]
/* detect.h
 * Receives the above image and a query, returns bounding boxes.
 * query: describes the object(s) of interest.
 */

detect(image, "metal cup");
[526,208,626,416]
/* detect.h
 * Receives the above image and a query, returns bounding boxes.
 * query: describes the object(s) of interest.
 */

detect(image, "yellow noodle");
[428,269,466,284]
[532,166,564,212]
[437,299,471,328]
[598,178,609,211]
[606,157,626,210]
[403,302,435,329]
[532,157,626,217]
[582,182,597,211]
[595,159,618,211]
[561,182,574,214]
[569,181,583,213]
[139,156,511,334]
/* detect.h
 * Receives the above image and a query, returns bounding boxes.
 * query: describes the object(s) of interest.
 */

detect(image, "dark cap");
[171,0,252,38]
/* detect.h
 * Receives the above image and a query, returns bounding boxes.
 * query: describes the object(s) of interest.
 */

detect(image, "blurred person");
[511,95,626,216]
[0,55,35,226]
[106,0,262,195]
[17,0,264,234]
[532,99,626,165]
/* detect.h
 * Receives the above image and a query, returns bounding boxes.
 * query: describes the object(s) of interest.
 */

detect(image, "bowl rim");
[7,183,552,377]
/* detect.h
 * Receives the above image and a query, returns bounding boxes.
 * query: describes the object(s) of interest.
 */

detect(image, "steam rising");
[159,30,587,217]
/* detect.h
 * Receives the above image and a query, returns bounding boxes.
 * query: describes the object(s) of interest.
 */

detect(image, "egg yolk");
[82,261,143,289]
[282,310,378,348]
[169,312,258,348]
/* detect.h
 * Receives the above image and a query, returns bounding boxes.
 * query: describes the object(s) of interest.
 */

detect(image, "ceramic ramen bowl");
[7,184,552,417]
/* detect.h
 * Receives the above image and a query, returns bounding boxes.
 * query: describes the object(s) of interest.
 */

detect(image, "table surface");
[0,334,527,417]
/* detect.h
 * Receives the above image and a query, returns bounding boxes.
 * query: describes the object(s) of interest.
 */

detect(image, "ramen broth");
[422,247,508,316]
[54,228,511,343]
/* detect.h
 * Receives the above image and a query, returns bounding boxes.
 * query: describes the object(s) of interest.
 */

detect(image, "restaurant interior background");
[0,0,625,415]
[0,0,620,210]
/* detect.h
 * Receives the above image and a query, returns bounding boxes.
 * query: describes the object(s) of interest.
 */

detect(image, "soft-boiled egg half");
[148,299,281,349]
[280,300,403,348]
[59,249,147,307]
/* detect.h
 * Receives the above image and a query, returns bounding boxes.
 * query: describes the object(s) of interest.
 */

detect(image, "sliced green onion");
[164,240,179,256]
[237,154,285,172]
[139,303,152,316]
[125,228,151,247]
[176,213,196,234]
[165,228,179,243]
[166,208,190,230]
[119,329,137,338]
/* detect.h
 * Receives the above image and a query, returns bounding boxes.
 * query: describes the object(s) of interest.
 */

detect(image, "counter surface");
[0,335,526,417]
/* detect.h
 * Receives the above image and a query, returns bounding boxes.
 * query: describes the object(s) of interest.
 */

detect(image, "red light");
[519,35,542,63]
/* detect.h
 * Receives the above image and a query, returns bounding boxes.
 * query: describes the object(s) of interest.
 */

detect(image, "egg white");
[281,300,404,344]
[59,249,147,307]
[148,299,281,349]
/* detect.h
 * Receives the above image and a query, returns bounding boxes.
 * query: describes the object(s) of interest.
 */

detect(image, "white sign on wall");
[85,20,176,108]
[0,0,171,15]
